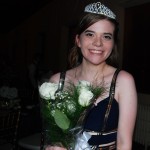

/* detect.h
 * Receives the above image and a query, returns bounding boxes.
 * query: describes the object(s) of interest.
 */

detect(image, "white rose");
[78,88,93,107]
[39,82,58,99]
[78,80,90,88]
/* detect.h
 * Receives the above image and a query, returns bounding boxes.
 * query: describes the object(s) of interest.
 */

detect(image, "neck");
[75,62,108,83]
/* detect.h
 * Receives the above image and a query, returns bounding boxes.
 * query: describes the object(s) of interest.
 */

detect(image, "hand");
[45,145,67,150]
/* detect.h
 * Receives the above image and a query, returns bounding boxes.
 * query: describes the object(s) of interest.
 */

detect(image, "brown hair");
[68,12,119,68]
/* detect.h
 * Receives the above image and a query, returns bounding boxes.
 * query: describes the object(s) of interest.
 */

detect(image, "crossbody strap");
[101,69,121,134]
[55,71,66,94]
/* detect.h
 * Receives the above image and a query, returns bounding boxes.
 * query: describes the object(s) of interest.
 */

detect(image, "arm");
[116,71,137,150]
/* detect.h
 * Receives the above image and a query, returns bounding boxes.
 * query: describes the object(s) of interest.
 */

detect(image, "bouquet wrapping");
[39,80,105,149]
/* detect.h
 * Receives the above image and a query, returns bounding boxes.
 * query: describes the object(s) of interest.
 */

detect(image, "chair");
[133,104,150,150]
[18,106,44,150]
[18,125,45,150]
[18,94,50,150]
[0,106,21,150]
[18,132,42,150]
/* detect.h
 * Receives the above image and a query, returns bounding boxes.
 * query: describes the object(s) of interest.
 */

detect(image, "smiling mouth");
[90,49,103,54]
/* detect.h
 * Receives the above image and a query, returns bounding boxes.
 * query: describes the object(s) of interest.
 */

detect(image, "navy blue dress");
[83,70,120,149]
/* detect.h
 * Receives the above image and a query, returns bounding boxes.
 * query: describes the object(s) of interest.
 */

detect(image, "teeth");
[90,50,102,53]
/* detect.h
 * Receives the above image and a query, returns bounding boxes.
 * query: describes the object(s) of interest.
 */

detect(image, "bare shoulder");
[49,72,61,83]
[115,69,137,102]
[49,68,76,84]
[117,70,135,84]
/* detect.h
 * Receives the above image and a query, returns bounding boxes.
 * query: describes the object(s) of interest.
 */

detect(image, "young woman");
[46,1,137,150]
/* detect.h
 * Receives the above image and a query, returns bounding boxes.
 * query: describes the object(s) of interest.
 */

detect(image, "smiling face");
[76,19,115,66]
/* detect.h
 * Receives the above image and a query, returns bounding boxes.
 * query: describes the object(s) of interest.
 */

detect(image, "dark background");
[0,0,51,34]
[123,3,150,93]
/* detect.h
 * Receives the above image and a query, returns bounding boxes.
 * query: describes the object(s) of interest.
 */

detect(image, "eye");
[84,30,95,37]
[103,35,112,40]
[85,32,94,37]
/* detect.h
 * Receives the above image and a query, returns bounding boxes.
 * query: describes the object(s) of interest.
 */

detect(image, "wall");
[123,2,150,94]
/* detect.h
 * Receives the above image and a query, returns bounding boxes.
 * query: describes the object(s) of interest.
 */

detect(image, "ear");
[75,35,81,48]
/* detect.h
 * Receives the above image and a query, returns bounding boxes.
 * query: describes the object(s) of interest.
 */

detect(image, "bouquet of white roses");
[39,80,105,149]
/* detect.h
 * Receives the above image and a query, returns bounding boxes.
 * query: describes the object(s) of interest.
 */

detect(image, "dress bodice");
[83,69,120,147]
[84,97,119,132]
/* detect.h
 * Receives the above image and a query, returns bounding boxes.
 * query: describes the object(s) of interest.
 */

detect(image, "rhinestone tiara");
[84,2,116,19]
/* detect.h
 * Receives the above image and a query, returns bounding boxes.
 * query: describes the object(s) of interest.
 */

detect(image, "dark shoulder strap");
[109,68,121,97]
[55,71,66,94]
[101,68,121,133]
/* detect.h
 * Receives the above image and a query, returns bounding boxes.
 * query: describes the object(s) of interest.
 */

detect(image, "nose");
[92,36,102,47]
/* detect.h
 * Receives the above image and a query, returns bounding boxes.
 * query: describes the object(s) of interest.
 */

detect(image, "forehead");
[86,19,115,33]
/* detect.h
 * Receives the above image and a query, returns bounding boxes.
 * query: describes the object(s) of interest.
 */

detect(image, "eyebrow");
[103,33,113,36]
[84,30,113,36]
[84,30,94,33]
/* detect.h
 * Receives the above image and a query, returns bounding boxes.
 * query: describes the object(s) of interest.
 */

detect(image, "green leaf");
[54,109,70,130]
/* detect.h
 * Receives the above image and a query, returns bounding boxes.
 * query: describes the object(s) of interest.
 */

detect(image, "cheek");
[79,38,91,49]
[106,46,113,57]
[77,40,84,48]
[76,35,89,48]
[106,41,114,51]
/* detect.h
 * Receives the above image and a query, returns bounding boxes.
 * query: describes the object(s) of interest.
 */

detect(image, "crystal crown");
[84,2,116,19]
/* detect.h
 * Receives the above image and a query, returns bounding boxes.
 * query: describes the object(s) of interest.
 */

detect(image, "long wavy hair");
[68,12,119,68]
